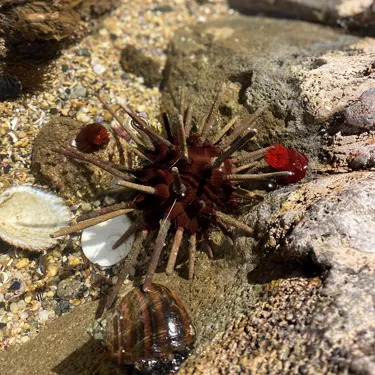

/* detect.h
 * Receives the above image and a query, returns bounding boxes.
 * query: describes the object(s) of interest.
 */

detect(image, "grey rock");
[57,279,88,300]
[345,87,375,132]
[285,173,375,258]
[264,173,375,373]
[228,0,375,35]
[162,16,358,161]
[325,131,375,170]
[293,38,375,123]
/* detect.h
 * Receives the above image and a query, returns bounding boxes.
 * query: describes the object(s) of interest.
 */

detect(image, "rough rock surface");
[345,87,375,133]
[325,131,375,170]
[179,172,375,374]
[323,86,375,170]
[228,0,375,35]
[162,15,358,161]
[31,116,129,199]
[120,45,162,87]
[292,38,375,123]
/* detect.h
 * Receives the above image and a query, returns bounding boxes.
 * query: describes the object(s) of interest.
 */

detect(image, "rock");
[31,117,128,199]
[120,45,162,87]
[324,131,375,170]
[93,63,106,75]
[228,0,375,35]
[293,38,375,123]
[162,16,358,161]
[56,279,88,301]
[9,302,18,314]
[178,172,375,374]
[345,87,375,133]
[264,172,375,374]
[15,258,29,269]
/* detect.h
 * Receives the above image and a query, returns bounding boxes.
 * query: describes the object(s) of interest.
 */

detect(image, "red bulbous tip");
[265,144,308,183]
[75,123,110,153]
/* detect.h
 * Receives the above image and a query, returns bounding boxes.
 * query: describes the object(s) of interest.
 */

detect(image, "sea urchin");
[51,86,308,298]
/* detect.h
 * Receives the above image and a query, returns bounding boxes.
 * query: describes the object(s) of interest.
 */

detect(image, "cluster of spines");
[51,85,301,299]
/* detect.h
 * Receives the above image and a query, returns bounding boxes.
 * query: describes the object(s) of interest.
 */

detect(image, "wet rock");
[162,16,358,160]
[120,45,162,88]
[345,87,375,133]
[31,116,128,199]
[273,173,375,259]
[178,172,375,374]
[293,38,375,123]
[324,131,375,170]
[57,279,88,301]
[263,173,375,373]
[228,0,375,35]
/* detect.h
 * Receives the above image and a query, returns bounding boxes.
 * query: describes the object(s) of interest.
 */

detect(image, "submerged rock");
[120,45,162,88]
[31,116,128,199]
[162,15,358,162]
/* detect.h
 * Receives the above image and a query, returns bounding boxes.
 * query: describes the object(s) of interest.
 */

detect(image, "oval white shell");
[0,185,71,251]
[81,214,135,267]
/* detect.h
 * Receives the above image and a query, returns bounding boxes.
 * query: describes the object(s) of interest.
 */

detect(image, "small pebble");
[81,202,91,212]
[70,85,87,99]
[17,300,26,310]
[46,290,55,298]
[93,64,106,75]
[10,302,19,314]
[0,293,4,302]
[104,196,116,205]
[76,112,91,123]
[15,258,29,269]
[75,48,91,57]
[59,300,70,314]
[38,310,49,322]
[103,110,113,122]
[52,250,62,258]
[47,265,59,278]
[19,312,28,319]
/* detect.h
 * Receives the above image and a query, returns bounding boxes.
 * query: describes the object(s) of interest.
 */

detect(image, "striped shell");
[102,283,196,369]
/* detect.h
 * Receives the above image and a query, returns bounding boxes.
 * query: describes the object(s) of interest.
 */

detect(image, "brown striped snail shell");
[91,283,196,372]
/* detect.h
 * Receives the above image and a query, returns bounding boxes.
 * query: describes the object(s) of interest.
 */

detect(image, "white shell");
[81,214,135,267]
[0,185,71,251]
